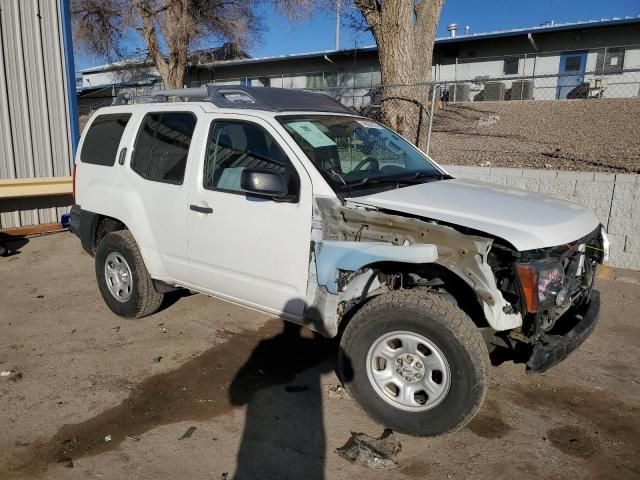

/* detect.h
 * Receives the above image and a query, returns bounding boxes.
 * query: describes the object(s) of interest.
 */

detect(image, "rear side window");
[131,112,197,184]
[81,113,131,166]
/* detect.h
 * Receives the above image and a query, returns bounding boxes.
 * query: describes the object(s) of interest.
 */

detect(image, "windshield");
[278,115,448,196]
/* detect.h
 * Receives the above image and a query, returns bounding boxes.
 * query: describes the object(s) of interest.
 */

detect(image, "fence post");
[453,57,458,102]
[520,54,527,99]
[599,47,607,99]
[426,84,438,155]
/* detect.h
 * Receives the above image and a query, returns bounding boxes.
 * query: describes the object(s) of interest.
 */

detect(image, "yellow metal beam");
[0,177,73,199]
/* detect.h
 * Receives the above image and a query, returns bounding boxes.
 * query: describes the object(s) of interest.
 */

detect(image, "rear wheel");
[95,230,163,318]
[339,290,489,436]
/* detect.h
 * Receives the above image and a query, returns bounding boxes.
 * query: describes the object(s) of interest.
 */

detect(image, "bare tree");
[72,0,262,89]
[353,0,444,149]
[73,0,444,149]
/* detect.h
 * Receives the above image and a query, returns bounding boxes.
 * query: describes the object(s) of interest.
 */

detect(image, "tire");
[95,230,164,318]
[339,290,489,436]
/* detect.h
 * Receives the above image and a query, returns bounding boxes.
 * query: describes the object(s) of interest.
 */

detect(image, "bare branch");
[354,0,380,28]
[73,0,264,88]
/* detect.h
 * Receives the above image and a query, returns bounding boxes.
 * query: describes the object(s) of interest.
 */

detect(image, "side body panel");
[108,105,208,281]
[184,112,314,318]
[74,108,134,221]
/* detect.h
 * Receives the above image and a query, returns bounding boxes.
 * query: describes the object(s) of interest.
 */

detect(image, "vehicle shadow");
[0,233,29,257]
[229,306,337,480]
[14,304,348,479]
[156,288,196,313]
[489,345,531,367]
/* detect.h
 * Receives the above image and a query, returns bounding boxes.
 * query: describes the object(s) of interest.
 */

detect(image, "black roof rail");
[205,86,354,114]
[112,86,354,114]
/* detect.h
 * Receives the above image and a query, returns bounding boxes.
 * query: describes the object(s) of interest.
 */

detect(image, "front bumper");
[526,289,600,373]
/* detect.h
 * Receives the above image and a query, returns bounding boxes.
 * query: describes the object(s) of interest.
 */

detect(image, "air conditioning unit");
[449,83,470,102]
[483,82,506,101]
[511,80,534,100]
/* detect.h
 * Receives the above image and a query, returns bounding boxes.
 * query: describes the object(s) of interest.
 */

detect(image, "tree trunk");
[160,62,186,89]
[355,0,444,150]
[136,0,189,90]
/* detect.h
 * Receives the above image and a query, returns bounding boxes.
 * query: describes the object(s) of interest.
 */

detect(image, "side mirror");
[241,169,294,201]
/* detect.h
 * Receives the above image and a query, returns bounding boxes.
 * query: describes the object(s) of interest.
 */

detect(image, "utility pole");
[335,0,341,50]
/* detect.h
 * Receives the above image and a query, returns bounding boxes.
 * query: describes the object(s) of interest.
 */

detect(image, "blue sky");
[74,0,640,71]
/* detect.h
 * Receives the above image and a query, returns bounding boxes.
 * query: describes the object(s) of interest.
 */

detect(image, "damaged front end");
[303,197,604,374]
[500,227,606,372]
[304,197,523,338]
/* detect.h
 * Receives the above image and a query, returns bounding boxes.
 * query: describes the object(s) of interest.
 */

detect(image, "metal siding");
[3,1,38,226]
[43,0,72,178]
[2,1,34,179]
[0,9,15,178]
[0,0,74,228]
[24,0,53,178]
[24,0,57,224]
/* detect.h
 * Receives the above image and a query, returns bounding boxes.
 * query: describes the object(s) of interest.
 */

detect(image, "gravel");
[429,98,640,173]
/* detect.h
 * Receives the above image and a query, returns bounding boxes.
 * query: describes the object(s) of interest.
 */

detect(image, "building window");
[564,55,583,73]
[503,57,519,75]
[257,77,270,87]
[324,72,337,88]
[596,47,625,74]
[305,73,324,89]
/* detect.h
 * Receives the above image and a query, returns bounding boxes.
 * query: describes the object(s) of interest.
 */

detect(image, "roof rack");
[112,85,354,114]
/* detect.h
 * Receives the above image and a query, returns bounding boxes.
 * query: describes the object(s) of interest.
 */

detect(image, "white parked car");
[71,86,607,436]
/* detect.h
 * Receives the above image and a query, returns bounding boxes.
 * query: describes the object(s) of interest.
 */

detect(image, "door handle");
[189,204,213,214]
[118,147,127,165]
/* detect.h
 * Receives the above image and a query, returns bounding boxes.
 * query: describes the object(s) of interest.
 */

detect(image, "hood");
[348,178,600,251]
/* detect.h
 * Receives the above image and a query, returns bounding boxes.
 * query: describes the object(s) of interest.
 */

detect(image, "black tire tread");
[340,289,489,435]
[97,230,163,318]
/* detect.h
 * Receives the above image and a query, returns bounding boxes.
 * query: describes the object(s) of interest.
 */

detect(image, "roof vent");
[217,89,256,104]
[447,23,458,38]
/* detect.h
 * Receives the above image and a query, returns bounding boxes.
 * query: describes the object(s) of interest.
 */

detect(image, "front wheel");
[339,290,489,436]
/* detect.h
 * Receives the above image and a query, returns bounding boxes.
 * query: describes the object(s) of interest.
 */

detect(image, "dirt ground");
[429,98,640,173]
[1,232,639,480]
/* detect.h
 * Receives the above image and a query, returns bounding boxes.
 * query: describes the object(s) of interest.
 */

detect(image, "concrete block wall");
[443,165,640,270]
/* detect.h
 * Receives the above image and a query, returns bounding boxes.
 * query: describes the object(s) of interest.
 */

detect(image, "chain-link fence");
[82,43,640,112]
[77,43,640,171]
[440,45,640,101]
[184,44,640,103]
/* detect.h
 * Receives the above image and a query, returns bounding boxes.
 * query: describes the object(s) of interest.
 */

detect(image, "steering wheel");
[353,157,379,172]
[319,156,340,173]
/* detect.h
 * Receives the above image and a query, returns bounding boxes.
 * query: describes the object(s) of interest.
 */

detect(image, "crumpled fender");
[314,241,438,294]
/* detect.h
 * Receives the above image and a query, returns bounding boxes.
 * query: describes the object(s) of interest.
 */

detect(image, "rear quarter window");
[81,113,131,166]
[131,112,197,185]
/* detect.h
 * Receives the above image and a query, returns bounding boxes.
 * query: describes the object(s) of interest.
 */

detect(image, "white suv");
[71,86,607,436]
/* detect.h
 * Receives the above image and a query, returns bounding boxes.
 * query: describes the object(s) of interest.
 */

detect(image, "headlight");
[516,262,565,313]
